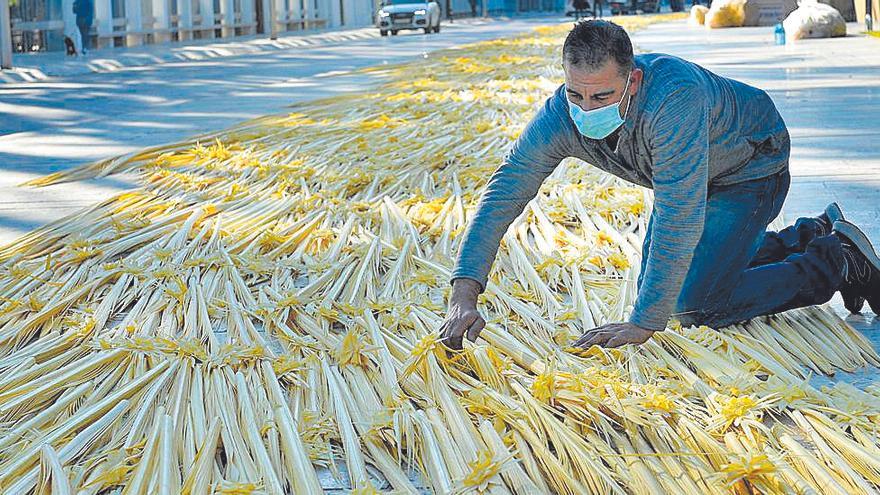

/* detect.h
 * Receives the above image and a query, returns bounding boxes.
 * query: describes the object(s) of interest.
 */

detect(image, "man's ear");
[630,68,644,95]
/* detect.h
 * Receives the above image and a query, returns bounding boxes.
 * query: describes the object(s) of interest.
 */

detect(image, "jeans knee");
[674,288,738,328]
[675,311,702,328]
[674,296,720,328]
[673,309,728,328]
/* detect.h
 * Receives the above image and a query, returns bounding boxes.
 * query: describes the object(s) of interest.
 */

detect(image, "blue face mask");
[568,72,633,140]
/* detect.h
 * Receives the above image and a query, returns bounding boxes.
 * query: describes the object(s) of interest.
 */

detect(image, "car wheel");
[424,27,431,34]
[391,30,398,35]
[380,29,388,36]
[434,23,440,33]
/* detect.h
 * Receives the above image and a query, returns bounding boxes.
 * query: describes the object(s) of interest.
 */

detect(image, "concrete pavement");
[0,17,498,84]
[632,21,880,385]
[0,15,565,245]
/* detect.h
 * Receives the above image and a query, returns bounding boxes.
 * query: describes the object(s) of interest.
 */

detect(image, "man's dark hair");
[562,20,633,75]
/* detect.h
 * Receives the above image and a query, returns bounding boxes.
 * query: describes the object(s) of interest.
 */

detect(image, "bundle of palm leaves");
[3,14,880,495]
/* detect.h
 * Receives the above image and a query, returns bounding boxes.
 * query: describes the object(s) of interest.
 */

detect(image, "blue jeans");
[77,17,92,50]
[638,169,846,328]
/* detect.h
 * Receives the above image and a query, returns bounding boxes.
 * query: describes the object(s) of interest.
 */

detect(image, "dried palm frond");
[1,12,879,495]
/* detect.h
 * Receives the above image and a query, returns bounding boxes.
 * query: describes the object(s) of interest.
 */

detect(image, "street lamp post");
[1,0,12,69]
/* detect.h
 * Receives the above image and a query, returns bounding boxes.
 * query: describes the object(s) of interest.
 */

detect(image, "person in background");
[73,0,94,55]
[572,0,592,18]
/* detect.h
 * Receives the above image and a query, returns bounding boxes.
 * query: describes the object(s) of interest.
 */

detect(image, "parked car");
[376,0,442,36]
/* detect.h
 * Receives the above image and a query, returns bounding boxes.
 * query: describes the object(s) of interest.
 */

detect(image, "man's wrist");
[628,315,664,332]
[451,278,481,304]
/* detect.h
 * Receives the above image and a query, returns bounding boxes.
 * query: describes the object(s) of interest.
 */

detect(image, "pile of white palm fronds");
[4,14,880,495]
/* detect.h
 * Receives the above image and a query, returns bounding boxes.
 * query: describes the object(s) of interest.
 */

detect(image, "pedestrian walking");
[62,0,82,55]
[73,0,94,54]
[440,20,879,351]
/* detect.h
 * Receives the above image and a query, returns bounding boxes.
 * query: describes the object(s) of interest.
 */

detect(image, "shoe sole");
[834,220,880,314]
[834,220,880,270]
[825,202,845,224]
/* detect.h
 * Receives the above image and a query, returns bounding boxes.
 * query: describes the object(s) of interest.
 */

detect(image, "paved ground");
[0,15,562,245]
[633,21,880,384]
[0,17,496,83]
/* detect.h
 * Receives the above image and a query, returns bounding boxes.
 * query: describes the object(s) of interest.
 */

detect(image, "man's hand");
[439,279,486,350]
[573,322,656,349]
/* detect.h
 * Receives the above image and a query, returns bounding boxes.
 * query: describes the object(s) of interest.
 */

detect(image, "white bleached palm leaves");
[3,13,880,495]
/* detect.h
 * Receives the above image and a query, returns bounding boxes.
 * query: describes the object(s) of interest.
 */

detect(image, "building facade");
[9,0,384,52]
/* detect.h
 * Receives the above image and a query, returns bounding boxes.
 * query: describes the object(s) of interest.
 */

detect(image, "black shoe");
[816,202,845,237]
[833,220,880,314]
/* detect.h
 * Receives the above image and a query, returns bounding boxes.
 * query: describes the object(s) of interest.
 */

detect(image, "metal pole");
[1,0,12,69]
[867,0,874,31]
[268,0,277,39]
[481,0,487,17]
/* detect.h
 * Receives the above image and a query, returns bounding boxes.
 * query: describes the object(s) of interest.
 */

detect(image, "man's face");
[564,61,643,115]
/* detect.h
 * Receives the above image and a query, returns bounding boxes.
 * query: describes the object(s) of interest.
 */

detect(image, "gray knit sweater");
[451,53,790,330]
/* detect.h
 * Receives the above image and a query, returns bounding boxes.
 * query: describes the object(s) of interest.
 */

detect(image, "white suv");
[376,0,442,36]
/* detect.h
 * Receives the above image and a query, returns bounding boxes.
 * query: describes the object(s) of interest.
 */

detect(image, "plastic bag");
[782,0,846,41]
[689,5,709,26]
[705,0,747,28]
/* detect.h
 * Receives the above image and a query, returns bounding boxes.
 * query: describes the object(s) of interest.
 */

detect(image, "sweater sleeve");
[629,84,710,331]
[451,88,573,291]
